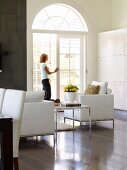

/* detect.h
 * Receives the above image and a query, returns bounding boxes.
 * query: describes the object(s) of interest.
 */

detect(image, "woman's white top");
[40,63,49,80]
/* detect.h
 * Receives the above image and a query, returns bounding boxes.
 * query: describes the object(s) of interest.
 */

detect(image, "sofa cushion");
[91,81,108,94]
[25,91,45,103]
[85,84,100,95]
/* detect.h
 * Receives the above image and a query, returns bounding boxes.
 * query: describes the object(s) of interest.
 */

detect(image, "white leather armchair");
[64,94,114,127]
[20,91,55,139]
[64,81,114,128]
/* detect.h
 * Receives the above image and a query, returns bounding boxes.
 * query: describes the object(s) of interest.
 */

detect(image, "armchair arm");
[21,100,55,136]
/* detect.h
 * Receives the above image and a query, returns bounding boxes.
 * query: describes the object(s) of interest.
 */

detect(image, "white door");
[57,35,83,101]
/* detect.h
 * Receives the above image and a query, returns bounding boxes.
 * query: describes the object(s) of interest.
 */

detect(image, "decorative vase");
[65,92,76,103]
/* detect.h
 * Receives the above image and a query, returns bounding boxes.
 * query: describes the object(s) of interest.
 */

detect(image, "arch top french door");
[33,33,85,101]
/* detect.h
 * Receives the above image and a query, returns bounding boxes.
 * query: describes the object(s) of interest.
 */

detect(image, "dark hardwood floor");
[19,110,127,170]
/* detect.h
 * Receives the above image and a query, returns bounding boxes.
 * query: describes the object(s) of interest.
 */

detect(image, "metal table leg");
[55,110,57,143]
[73,109,74,133]
[88,107,91,136]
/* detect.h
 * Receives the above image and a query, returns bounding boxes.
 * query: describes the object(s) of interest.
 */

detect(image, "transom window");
[32,4,88,32]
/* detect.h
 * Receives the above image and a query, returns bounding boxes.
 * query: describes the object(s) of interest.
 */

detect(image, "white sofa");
[0,88,26,170]
[64,81,114,127]
[20,91,55,138]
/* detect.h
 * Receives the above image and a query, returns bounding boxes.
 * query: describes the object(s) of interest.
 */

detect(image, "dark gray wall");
[0,0,26,90]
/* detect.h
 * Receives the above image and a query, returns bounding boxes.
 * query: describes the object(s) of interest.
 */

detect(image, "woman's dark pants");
[42,79,51,100]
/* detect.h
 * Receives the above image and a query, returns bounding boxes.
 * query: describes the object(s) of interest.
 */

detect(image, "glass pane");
[70,55,80,70]
[32,10,48,29]
[60,39,69,54]
[60,54,69,70]
[70,39,80,54]
[45,17,64,30]
[59,20,70,31]
[66,11,84,31]
[69,71,80,85]
[43,22,55,30]
[45,5,68,17]
[59,37,80,101]
[33,33,57,99]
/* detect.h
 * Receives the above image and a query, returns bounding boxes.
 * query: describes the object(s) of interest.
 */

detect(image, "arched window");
[32,4,88,32]
[32,4,88,100]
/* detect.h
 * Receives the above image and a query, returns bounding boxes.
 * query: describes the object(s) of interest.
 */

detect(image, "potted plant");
[64,83,79,103]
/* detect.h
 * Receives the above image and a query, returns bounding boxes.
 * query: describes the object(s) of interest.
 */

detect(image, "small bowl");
[54,102,60,106]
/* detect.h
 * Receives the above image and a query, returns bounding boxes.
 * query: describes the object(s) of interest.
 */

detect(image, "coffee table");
[54,105,91,136]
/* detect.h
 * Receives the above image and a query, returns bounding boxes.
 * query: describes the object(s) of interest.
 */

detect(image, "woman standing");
[40,53,59,100]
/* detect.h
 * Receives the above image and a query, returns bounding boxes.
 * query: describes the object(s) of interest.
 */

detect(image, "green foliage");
[64,83,79,92]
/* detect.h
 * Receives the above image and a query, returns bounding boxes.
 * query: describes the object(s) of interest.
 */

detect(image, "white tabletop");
[55,105,90,110]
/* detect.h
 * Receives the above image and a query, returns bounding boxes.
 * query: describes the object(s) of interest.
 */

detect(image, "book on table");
[61,102,81,107]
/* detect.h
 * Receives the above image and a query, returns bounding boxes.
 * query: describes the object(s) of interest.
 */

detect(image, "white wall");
[97,29,127,110]
[27,0,112,90]
[112,0,127,29]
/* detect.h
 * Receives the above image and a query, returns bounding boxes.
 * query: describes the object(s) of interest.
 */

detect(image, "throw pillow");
[85,84,100,94]
[91,81,108,94]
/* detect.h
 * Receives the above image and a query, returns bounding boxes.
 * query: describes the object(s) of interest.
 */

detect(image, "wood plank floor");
[19,110,127,170]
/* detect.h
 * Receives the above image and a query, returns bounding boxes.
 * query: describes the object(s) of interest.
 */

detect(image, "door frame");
[30,30,86,98]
